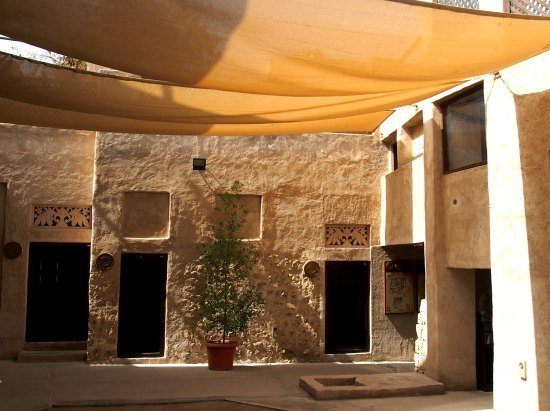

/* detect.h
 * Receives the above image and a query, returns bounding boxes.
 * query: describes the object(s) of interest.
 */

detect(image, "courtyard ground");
[0,360,492,411]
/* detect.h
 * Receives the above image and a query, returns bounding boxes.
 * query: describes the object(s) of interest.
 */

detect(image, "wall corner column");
[422,103,476,389]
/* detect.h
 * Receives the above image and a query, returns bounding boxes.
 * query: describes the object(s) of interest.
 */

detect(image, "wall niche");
[122,191,170,238]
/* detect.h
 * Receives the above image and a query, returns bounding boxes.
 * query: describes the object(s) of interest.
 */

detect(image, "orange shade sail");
[0,52,465,134]
[0,0,548,97]
[0,0,548,134]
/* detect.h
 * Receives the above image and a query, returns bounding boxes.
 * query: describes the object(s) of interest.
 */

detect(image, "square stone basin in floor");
[299,372,445,400]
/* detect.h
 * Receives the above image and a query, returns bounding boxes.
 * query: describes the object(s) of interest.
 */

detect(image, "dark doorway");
[325,261,369,353]
[118,253,167,358]
[26,242,90,342]
[476,269,493,391]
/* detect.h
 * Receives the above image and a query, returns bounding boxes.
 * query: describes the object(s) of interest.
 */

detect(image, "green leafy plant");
[197,181,263,342]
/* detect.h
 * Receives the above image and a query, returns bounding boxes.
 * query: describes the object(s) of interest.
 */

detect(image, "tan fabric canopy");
[0,97,393,135]
[1,0,548,98]
[0,0,548,134]
[0,52,464,134]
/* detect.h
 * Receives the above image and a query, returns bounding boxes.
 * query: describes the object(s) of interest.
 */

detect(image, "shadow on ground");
[44,400,280,411]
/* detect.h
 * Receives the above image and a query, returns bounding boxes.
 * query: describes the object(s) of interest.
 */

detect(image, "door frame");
[117,252,168,358]
[25,241,91,343]
[324,260,371,354]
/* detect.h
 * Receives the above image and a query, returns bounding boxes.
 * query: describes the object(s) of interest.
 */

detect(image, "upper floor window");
[442,86,487,173]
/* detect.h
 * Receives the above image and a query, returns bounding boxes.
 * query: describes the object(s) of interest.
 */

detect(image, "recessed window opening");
[384,131,398,171]
[391,142,398,171]
[443,86,487,173]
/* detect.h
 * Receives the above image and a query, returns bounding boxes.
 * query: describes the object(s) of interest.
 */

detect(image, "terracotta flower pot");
[206,339,237,370]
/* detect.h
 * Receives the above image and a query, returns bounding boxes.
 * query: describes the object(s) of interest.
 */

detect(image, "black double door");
[117,253,167,358]
[26,242,90,342]
[325,261,370,353]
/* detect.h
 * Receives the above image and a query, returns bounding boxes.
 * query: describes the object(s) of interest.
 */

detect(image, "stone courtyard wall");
[0,127,418,364]
[0,125,95,358]
[88,132,415,363]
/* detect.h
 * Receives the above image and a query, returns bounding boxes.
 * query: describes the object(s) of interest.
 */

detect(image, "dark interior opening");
[117,253,167,358]
[476,268,493,391]
[391,142,398,171]
[26,242,90,342]
[325,261,369,354]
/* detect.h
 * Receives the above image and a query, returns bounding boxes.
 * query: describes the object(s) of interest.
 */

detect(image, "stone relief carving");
[325,225,369,247]
[33,206,92,228]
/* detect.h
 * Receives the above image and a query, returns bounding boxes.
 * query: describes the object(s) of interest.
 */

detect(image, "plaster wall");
[378,82,487,388]
[422,103,476,389]
[382,158,425,245]
[486,51,550,410]
[378,53,549,399]
[398,114,424,168]
[370,245,422,361]
[0,124,95,358]
[88,132,413,364]
[380,110,425,246]
[443,165,490,269]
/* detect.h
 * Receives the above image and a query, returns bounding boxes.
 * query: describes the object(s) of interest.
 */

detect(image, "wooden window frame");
[440,84,487,174]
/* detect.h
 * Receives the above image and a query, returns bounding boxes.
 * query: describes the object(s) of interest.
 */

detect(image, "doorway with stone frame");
[325,261,370,354]
[25,242,91,343]
[117,253,168,358]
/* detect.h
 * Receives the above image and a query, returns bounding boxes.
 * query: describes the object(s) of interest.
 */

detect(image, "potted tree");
[197,181,264,370]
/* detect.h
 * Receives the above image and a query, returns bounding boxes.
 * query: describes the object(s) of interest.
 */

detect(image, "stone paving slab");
[299,372,445,400]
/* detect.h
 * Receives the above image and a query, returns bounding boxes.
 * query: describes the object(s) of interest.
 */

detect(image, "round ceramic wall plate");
[3,242,22,259]
[303,261,320,278]
[96,253,114,271]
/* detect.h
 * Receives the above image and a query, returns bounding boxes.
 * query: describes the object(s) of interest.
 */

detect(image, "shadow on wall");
[177,250,324,363]
[164,172,262,361]
[88,174,131,360]
[254,251,324,361]
[162,179,214,362]
[515,90,550,409]
[170,170,324,362]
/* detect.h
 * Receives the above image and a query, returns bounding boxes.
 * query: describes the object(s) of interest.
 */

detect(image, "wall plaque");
[303,261,320,278]
[384,261,416,314]
[3,242,22,259]
[96,253,115,271]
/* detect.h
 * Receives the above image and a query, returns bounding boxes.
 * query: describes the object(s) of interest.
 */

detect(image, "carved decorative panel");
[33,206,92,228]
[325,225,370,247]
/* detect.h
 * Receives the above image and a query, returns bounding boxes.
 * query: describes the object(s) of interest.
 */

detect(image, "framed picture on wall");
[384,261,416,314]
